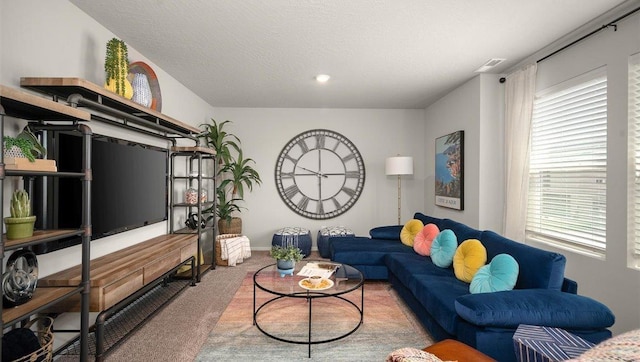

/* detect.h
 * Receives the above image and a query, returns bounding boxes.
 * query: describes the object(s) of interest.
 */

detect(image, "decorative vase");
[4,216,36,240]
[105,77,133,99]
[276,259,295,277]
[131,73,152,107]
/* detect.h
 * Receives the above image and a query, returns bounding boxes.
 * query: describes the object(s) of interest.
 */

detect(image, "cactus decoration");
[104,37,133,99]
[4,189,36,239]
[10,190,31,218]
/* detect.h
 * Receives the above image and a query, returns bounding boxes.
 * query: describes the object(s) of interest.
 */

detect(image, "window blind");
[527,72,607,251]
[630,56,640,256]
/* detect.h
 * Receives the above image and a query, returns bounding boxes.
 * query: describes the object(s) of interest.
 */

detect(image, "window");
[629,53,640,266]
[526,68,607,255]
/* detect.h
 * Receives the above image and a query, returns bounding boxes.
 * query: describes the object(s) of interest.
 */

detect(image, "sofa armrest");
[562,277,578,294]
[454,289,614,329]
[369,225,402,240]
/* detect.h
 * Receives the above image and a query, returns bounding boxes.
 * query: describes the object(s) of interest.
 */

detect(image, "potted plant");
[201,119,262,234]
[3,126,46,162]
[104,37,133,99]
[211,187,244,234]
[270,244,304,274]
[4,189,36,239]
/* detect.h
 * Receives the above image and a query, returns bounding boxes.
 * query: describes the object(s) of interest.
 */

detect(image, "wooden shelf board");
[3,229,83,251]
[3,286,80,325]
[0,84,90,121]
[20,77,200,134]
[171,146,216,155]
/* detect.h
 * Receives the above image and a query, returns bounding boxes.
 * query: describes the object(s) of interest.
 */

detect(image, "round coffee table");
[253,261,364,358]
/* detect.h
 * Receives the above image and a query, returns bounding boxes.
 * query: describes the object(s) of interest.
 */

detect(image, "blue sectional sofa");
[329,212,615,362]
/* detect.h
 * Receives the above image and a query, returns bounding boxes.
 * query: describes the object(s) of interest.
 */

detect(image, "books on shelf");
[297,262,341,279]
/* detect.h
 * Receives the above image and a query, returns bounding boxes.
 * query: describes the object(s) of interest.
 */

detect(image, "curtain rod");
[537,5,640,64]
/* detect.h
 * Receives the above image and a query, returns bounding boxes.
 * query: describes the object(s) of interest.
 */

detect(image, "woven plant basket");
[217,217,242,235]
[215,233,242,266]
[12,316,54,362]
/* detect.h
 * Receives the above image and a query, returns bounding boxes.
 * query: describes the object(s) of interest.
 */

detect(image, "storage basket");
[215,233,242,266]
[217,217,242,235]
[11,316,54,362]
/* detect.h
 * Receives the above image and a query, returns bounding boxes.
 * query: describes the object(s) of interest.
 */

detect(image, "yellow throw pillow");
[453,239,487,283]
[400,219,424,247]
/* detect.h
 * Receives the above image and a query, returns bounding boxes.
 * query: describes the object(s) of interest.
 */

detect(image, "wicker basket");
[217,217,242,235]
[12,316,54,362]
[215,233,242,266]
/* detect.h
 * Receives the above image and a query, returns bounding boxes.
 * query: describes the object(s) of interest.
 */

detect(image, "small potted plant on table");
[270,245,304,277]
[4,189,36,239]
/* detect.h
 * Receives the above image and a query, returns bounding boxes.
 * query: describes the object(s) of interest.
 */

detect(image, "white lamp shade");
[385,156,413,175]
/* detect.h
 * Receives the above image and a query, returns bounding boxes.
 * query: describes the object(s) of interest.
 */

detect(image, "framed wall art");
[435,130,464,210]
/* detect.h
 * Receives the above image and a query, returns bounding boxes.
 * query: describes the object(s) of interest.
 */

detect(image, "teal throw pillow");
[470,253,519,294]
[430,229,457,268]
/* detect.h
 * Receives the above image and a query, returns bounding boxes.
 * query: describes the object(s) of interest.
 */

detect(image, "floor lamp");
[385,156,414,225]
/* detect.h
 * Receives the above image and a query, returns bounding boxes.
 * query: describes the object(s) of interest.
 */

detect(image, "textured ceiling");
[70,0,629,109]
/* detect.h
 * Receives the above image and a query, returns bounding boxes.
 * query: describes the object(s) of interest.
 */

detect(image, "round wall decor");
[275,129,365,219]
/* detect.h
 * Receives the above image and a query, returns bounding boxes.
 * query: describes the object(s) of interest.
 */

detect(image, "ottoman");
[272,227,312,257]
[317,226,354,258]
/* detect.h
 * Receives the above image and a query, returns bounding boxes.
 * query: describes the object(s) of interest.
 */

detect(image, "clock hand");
[297,166,329,178]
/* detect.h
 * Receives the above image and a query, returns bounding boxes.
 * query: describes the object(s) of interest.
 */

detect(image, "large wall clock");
[275,129,366,219]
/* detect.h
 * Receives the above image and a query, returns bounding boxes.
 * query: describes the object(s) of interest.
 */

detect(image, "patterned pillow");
[453,239,487,283]
[470,254,519,294]
[430,229,457,268]
[413,224,440,256]
[386,347,445,362]
[400,219,424,247]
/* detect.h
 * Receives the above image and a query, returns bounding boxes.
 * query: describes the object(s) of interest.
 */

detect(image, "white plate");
[298,278,334,291]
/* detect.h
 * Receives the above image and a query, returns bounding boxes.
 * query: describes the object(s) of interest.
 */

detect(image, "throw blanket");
[220,236,251,266]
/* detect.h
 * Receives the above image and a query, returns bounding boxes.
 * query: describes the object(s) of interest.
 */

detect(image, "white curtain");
[503,63,537,241]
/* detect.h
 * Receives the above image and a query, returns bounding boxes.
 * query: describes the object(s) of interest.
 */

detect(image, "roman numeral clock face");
[275,129,366,219]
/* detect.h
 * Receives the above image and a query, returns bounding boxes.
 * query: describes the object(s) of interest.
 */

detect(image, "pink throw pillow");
[413,224,440,256]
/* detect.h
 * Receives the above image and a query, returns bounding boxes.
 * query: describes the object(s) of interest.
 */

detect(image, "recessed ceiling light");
[315,74,330,83]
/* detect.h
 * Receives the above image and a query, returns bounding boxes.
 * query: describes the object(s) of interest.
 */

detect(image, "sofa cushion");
[470,253,518,293]
[401,219,424,247]
[370,225,403,240]
[480,230,566,290]
[453,239,487,283]
[431,230,457,268]
[414,224,440,256]
[439,219,482,244]
[385,253,455,292]
[454,289,615,329]
[413,277,470,335]
[330,236,412,266]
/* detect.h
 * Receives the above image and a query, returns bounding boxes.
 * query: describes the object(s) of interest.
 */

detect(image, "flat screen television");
[32,131,169,254]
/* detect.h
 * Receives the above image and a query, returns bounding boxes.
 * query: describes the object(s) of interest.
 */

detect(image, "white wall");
[423,74,505,231]
[210,107,426,249]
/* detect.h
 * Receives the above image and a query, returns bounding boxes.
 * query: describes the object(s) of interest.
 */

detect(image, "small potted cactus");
[4,189,36,239]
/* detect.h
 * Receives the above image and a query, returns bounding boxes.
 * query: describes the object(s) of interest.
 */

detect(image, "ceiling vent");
[475,58,506,73]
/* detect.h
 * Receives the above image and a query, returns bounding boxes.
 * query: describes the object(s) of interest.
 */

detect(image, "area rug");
[195,272,432,361]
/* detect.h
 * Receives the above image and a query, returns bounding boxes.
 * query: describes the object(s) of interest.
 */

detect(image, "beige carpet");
[195,272,432,361]
[98,251,432,361]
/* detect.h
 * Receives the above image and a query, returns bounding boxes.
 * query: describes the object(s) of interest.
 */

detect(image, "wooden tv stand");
[40,233,197,312]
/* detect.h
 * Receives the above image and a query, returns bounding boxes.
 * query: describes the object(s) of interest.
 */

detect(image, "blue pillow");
[430,229,457,268]
[369,225,402,240]
[470,253,519,294]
